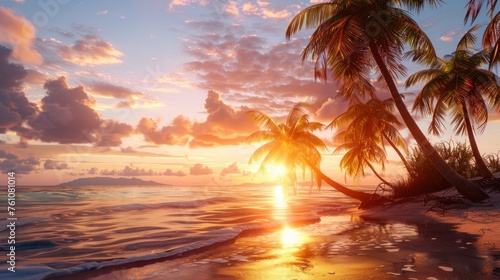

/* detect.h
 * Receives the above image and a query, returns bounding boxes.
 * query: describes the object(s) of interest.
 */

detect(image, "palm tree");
[286,0,488,201]
[465,0,498,23]
[246,103,375,202]
[329,98,411,172]
[406,26,500,179]
[334,129,396,188]
[464,0,500,68]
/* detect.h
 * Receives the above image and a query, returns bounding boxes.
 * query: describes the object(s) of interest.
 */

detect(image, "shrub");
[393,140,499,198]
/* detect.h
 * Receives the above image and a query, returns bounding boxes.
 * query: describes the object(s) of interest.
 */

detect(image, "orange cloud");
[0,7,43,65]
[242,2,259,14]
[137,115,192,146]
[59,35,123,66]
[261,8,290,19]
[189,163,213,175]
[220,161,241,176]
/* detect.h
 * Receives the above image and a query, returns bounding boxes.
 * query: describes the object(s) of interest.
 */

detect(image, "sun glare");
[267,164,286,178]
[281,227,302,247]
[275,185,287,207]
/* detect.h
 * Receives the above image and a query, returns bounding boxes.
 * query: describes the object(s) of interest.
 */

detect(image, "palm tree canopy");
[246,103,327,186]
[328,98,407,182]
[463,0,500,68]
[406,27,500,136]
[286,0,438,103]
[328,98,408,154]
[465,0,498,23]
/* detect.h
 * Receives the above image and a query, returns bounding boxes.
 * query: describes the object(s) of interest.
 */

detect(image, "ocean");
[0,183,360,280]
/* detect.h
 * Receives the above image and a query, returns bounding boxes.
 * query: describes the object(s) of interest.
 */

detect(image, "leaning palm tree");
[329,98,411,172]
[334,129,396,188]
[246,103,375,202]
[286,0,488,201]
[406,26,500,178]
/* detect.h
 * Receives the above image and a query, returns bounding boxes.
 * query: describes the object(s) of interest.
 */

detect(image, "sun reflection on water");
[274,185,287,208]
[281,227,302,247]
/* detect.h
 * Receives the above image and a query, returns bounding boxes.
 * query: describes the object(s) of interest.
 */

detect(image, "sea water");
[0,184,358,279]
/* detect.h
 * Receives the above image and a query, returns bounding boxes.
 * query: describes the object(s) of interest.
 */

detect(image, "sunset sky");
[0,0,499,186]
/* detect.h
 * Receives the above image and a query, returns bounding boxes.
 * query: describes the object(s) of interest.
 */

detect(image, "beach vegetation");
[393,140,500,198]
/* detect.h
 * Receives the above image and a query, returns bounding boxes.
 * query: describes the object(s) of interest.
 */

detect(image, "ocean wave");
[6,215,320,280]
[47,196,238,219]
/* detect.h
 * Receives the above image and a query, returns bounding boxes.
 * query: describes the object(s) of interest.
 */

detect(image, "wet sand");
[54,198,500,280]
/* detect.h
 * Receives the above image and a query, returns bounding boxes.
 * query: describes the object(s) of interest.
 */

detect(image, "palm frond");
[286,3,337,39]
[456,25,481,51]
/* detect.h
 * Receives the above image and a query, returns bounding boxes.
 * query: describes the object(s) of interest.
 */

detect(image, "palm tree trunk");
[368,42,488,202]
[364,160,395,188]
[460,101,494,178]
[382,132,411,172]
[306,162,374,202]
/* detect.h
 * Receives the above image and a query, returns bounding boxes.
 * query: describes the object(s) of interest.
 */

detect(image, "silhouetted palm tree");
[286,0,488,201]
[406,26,500,178]
[246,103,374,202]
[329,98,410,173]
[334,129,395,188]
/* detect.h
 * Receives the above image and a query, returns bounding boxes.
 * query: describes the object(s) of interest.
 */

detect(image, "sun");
[267,164,287,178]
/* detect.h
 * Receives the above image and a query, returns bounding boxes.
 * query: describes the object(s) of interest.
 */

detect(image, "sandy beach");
[49,187,500,280]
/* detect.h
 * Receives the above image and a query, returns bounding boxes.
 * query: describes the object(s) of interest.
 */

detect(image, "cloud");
[261,8,290,19]
[0,152,39,173]
[0,149,18,159]
[189,90,259,147]
[169,1,296,19]
[220,161,241,176]
[100,165,159,176]
[88,81,145,99]
[59,35,123,66]
[0,45,27,91]
[27,76,102,144]
[93,119,134,147]
[97,10,109,15]
[182,23,340,115]
[169,0,213,10]
[24,68,49,85]
[0,7,43,65]
[137,115,192,145]
[135,90,261,148]
[315,97,350,122]
[224,1,239,15]
[439,30,456,42]
[43,159,69,170]
[242,2,259,14]
[0,46,38,132]
[190,163,213,175]
[164,168,187,176]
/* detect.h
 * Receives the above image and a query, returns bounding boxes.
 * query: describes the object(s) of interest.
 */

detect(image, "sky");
[0,0,499,187]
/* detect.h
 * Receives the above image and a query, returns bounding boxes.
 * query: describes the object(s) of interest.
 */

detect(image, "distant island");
[59,177,168,187]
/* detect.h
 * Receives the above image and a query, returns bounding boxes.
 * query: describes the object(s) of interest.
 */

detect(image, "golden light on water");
[274,185,287,207]
[281,227,302,247]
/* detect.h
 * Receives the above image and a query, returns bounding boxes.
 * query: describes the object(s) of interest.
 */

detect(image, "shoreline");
[45,191,500,280]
